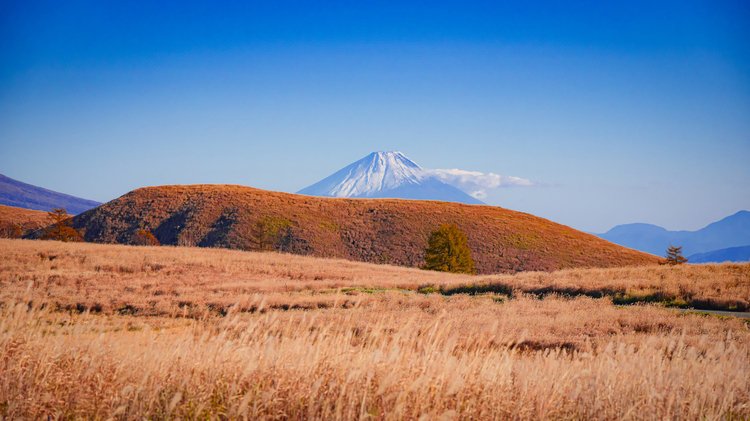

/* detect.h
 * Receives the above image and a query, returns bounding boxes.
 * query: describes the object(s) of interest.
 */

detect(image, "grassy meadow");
[1,239,749,420]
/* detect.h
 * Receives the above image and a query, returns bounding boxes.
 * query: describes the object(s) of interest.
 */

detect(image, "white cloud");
[421,168,539,199]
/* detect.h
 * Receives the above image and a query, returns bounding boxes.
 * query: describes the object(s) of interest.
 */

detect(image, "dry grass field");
[1,239,749,420]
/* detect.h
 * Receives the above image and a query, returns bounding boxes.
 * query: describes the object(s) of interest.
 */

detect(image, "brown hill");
[0,204,49,226]
[71,184,660,274]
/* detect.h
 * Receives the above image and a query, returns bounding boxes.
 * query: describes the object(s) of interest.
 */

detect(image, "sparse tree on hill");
[0,220,22,238]
[41,208,84,242]
[21,221,39,236]
[663,244,688,265]
[247,216,291,251]
[177,231,197,247]
[423,223,475,274]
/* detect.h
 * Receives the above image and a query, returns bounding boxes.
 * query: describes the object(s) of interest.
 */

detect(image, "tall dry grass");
[1,239,749,419]
[1,239,748,315]
[2,298,748,420]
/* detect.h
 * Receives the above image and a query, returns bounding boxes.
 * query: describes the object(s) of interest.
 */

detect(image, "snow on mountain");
[308,151,423,197]
[297,151,485,205]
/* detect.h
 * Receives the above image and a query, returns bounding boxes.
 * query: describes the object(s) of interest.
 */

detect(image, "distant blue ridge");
[688,245,750,264]
[594,210,750,259]
[0,174,101,215]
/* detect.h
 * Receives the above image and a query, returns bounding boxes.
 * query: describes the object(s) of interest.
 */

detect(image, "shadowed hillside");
[71,184,660,274]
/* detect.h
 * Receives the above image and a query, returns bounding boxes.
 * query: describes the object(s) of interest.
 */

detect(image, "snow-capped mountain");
[297,151,484,205]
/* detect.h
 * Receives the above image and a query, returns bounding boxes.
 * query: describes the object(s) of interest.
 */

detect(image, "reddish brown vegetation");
[41,208,83,242]
[0,205,45,238]
[0,205,53,226]
[71,184,660,274]
[133,229,160,246]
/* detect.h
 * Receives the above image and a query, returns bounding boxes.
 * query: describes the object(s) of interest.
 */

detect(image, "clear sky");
[1,0,748,233]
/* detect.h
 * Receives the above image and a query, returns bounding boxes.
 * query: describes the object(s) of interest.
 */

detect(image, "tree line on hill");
[0,219,38,239]
[1,208,85,242]
[0,207,161,246]
[3,207,478,273]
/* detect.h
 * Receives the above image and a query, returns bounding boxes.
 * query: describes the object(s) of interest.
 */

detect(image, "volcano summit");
[297,151,484,205]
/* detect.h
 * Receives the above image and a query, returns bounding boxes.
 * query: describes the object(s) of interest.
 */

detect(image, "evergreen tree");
[664,244,688,265]
[41,208,84,242]
[423,223,475,274]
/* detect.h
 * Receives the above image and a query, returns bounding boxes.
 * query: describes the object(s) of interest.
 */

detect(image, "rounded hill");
[72,184,660,274]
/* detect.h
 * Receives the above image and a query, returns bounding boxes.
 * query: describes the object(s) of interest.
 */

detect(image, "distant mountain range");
[298,151,484,205]
[596,211,750,258]
[6,167,747,266]
[688,245,750,264]
[0,174,101,215]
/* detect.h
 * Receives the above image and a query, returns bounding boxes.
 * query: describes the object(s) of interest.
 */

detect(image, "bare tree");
[663,244,688,265]
[0,220,22,238]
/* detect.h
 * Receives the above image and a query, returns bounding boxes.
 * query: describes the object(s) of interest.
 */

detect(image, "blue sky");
[1,0,748,232]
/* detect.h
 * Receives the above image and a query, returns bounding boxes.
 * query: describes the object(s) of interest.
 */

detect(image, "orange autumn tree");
[41,208,84,242]
[134,230,160,246]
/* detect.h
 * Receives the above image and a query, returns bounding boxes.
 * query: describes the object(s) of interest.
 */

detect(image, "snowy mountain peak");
[326,151,424,197]
[297,152,484,205]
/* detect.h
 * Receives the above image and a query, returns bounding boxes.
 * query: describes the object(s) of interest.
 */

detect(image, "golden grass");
[2,240,747,315]
[1,239,749,419]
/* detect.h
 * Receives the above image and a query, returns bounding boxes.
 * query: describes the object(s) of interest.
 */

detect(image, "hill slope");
[0,174,101,215]
[0,205,49,226]
[596,211,750,256]
[298,151,484,205]
[70,184,659,274]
